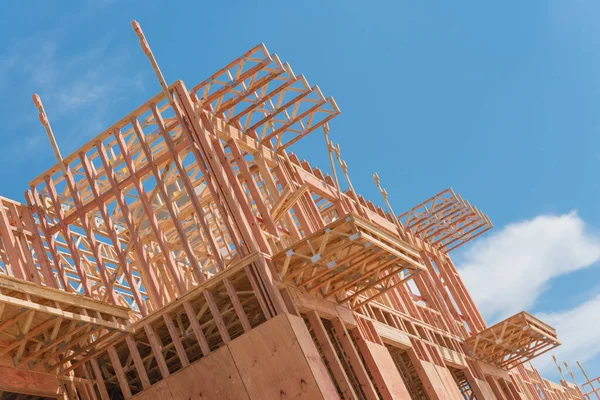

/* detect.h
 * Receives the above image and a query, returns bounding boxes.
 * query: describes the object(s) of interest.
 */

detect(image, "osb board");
[228,313,331,400]
[287,313,339,399]
[362,340,412,400]
[131,346,248,400]
[168,346,249,400]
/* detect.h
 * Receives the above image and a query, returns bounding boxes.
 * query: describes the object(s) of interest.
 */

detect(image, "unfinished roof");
[399,187,493,252]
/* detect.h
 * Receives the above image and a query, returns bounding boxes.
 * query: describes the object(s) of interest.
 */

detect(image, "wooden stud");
[306,311,358,400]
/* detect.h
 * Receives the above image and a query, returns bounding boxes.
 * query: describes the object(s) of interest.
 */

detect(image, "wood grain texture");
[229,313,331,399]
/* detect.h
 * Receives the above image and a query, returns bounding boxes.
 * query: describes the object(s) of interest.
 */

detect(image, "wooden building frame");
[0,21,590,399]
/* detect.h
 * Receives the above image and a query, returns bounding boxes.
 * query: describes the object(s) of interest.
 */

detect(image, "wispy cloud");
[455,212,600,380]
[26,41,59,86]
[0,7,146,163]
[54,74,115,111]
[533,291,600,374]
[456,212,600,323]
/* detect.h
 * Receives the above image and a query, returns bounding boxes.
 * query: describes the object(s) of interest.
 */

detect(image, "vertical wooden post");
[0,202,27,280]
[126,336,151,390]
[20,201,57,287]
[107,346,132,399]
[90,358,110,400]
[163,313,190,368]
[306,311,358,400]
[183,301,211,356]
[26,189,70,291]
[331,318,379,400]
[204,291,231,343]
[144,324,171,379]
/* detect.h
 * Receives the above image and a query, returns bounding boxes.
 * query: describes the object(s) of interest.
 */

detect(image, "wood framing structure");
[0,21,592,399]
[466,311,560,369]
[0,274,131,371]
[398,188,493,252]
[272,213,426,309]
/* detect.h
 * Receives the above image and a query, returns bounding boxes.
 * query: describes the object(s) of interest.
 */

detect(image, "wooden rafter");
[398,188,493,252]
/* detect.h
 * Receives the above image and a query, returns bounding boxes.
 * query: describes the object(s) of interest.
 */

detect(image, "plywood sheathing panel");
[128,342,250,400]
[229,313,335,399]
[0,365,61,398]
[130,379,173,400]
[166,346,248,400]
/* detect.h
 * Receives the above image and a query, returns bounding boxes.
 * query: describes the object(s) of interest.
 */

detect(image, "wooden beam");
[107,346,132,398]
[126,336,151,390]
[331,318,379,400]
[0,364,60,397]
[306,311,358,400]
[163,313,190,368]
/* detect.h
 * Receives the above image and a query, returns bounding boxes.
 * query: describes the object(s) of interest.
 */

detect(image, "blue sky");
[0,0,599,384]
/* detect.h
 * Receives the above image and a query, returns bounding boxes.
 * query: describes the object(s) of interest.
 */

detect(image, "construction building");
[0,22,597,399]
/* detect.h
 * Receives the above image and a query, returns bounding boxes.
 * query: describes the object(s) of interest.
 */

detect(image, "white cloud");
[456,212,600,323]
[54,76,114,110]
[27,41,59,85]
[533,292,600,375]
[0,25,147,164]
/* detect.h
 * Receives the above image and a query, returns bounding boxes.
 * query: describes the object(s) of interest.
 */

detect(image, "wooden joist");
[466,311,561,369]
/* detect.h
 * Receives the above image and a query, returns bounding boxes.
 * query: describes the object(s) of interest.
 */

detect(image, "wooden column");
[306,311,358,399]
[126,336,151,390]
[163,313,190,368]
[90,358,110,400]
[107,345,132,399]
[331,318,379,400]
[144,324,171,379]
